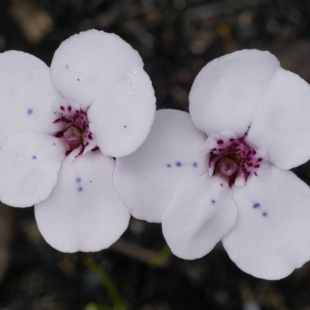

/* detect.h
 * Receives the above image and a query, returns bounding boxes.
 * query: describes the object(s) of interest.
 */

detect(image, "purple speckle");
[32,155,37,160]
[78,187,83,192]
[176,161,182,167]
[68,106,72,111]
[193,162,198,168]
[212,200,216,204]
[220,183,223,187]
[53,142,56,146]
[217,139,224,145]
[166,164,171,168]
[262,212,268,217]
[27,109,33,115]
[76,177,81,183]
[253,203,260,209]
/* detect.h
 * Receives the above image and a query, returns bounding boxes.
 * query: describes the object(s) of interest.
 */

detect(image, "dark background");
[1,0,310,309]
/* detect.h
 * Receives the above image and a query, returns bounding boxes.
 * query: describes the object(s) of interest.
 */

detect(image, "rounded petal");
[247,68,310,169]
[50,30,144,110]
[0,51,61,147]
[0,132,66,207]
[223,166,310,280]
[189,50,280,136]
[34,152,130,253]
[163,175,237,259]
[114,109,207,223]
[88,69,156,157]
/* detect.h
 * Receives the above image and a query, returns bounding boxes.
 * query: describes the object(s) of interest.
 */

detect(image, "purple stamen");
[209,131,263,186]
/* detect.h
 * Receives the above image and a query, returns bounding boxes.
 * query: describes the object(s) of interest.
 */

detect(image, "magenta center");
[54,105,94,156]
[209,136,262,186]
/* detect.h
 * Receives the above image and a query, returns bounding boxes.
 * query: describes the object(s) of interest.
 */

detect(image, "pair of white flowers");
[1,30,310,280]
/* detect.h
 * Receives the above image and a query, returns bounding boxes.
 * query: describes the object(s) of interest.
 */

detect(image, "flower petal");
[162,175,237,259]
[247,68,310,169]
[34,152,130,253]
[0,51,61,147]
[223,165,310,280]
[0,132,66,207]
[88,69,156,157]
[189,50,279,136]
[114,109,207,223]
[50,30,144,110]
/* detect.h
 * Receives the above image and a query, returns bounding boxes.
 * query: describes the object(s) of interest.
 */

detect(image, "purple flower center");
[209,134,262,186]
[53,105,95,157]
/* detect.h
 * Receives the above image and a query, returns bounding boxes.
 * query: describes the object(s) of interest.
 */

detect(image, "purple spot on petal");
[53,142,56,146]
[78,187,83,192]
[32,155,37,160]
[262,212,268,217]
[217,139,224,145]
[60,106,65,111]
[167,164,171,168]
[253,203,260,209]
[193,162,198,168]
[220,183,223,187]
[76,178,81,183]
[176,161,182,167]
[212,200,216,204]
[27,109,33,115]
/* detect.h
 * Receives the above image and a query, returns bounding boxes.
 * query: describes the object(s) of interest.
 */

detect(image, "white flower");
[114,50,310,279]
[0,30,156,252]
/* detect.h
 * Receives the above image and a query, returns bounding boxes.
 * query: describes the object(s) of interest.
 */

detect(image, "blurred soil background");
[1,0,310,309]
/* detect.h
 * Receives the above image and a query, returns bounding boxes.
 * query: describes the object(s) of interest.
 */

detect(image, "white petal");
[50,30,144,110]
[88,69,156,157]
[223,165,310,280]
[189,50,279,136]
[114,109,207,223]
[34,152,130,253]
[0,132,66,207]
[247,68,310,169]
[162,175,237,259]
[0,51,61,147]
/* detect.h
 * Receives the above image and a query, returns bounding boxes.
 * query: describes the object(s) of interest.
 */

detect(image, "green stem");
[83,256,127,310]
[148,245,172,268]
